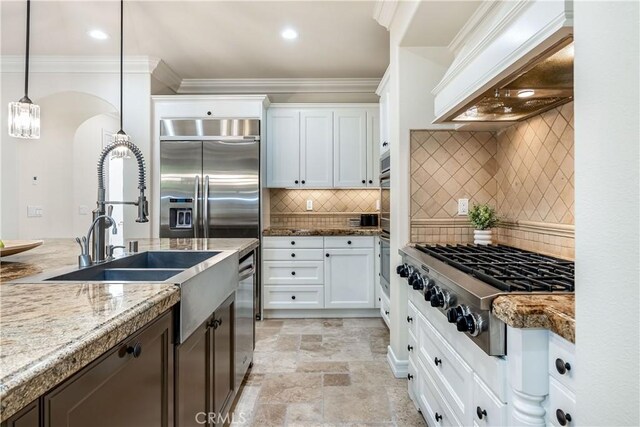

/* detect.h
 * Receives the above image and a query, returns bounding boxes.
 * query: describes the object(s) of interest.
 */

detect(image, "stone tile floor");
[230,318,427,426]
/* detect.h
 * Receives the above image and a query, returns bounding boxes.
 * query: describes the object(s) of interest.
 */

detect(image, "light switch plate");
[27,206,43,217]
[306,200,313,211]
[457,198,469,215]
[376,199,381,211]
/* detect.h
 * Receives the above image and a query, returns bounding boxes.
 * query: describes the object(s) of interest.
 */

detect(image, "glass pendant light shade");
[9,0,40,139]
[8,96,40,138]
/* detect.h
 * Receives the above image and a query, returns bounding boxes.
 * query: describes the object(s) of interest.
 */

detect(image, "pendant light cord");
[24,0,31,98]
[119,0,124,131]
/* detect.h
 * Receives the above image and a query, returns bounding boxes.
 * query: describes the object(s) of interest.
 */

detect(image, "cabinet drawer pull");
[555,358,571,375]
[326,253,330,257]
[291,271,296,276]
[207,318,222,330]
[407,344,413,352]
[291,241,296,245]
[407,316,413,323]
[120,343,142,358]
[291,295,296,300]
[435,413,442,422]
[434,357,442,366]
[385,310,389,315]
[407,373,413,380]
[291,253,296,258]
[347,240,352,245]
[476,406,487,420]
[556,409,572,426]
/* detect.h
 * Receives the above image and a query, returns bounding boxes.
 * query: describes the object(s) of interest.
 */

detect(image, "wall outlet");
[306,200,313,211]
[376,199,381,211]
[457,198,469,215]
[27,206,43,217]
[32,176,38,186]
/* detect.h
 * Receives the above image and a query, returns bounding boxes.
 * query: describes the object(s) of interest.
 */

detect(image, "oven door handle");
[379,171,390,181]
[380,235,390,243]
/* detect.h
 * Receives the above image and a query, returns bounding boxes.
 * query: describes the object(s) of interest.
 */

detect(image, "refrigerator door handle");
[203,175,210,239]
[193,175,200,238]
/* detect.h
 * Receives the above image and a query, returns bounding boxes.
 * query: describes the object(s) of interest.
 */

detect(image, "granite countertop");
[492,294,575,343]
[0,237,258,422]
[263,227,381,237]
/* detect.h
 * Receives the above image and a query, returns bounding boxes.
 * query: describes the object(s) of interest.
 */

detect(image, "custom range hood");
[451,39,573,122]
[432,0,574,126]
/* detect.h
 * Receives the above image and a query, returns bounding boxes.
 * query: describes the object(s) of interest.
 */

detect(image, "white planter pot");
[474,229,492,245]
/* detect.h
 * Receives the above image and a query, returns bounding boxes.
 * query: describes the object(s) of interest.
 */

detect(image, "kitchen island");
[0,238,258,423]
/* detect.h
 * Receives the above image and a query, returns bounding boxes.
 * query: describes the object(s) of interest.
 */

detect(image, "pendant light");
[8,0,40,139]
[111,0,131,159]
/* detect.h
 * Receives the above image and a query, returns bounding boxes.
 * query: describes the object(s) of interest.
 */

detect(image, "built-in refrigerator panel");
[203,139,259,239]
[159,140,202,238]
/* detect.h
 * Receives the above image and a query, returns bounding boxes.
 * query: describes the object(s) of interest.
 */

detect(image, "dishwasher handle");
[239,264,256,281]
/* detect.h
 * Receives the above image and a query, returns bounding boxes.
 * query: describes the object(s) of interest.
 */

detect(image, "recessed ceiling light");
[517,89,535,98]
[88,29,109,40]
[281,28,298,40]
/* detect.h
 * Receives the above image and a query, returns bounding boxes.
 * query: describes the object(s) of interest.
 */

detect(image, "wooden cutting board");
[0,240,44,257]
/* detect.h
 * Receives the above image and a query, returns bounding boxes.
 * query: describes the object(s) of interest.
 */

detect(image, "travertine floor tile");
[234,317,425,426]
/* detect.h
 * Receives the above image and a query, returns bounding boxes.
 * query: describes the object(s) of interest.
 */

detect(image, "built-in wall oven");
[379,152,391,297]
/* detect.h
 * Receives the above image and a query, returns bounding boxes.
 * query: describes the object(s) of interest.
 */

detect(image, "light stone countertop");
[492,294,575,343]
[263,227,381,237]
[0,237,258,422]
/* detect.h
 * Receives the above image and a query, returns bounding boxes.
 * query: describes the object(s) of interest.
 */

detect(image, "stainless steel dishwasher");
[235,250,256,388]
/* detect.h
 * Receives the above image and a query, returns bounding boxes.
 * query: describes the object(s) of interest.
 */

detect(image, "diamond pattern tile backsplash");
[496,102,574,224]
[271,189,380,213]
[410,103,575,258]
[411,130,498,219]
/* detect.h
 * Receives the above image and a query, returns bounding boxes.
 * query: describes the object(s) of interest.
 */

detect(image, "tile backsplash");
[410,103,575,259]
[270,189,379,228]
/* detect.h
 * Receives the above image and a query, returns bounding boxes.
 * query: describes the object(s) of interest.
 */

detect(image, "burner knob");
[412,275,425,291]
[446,305,469,324]
[425,277,435,290]
[456,313,483,336]
[407,272,418,287]
[396,263,411,278]
[425,285,439,302]
[430,292,444,308]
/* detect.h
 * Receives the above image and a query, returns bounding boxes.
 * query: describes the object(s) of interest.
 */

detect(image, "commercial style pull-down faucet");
[75,138,149,267]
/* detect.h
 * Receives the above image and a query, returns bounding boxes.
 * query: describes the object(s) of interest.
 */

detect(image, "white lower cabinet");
[380,287,390,328]
[548,333,577,427]
[263,236,377,312]
[472,374,508,426]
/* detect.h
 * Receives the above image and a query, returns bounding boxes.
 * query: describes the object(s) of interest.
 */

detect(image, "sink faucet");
[92,137,149,264]
[78,214,118,267]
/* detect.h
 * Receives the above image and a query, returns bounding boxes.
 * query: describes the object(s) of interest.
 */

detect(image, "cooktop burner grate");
[414,244,574,292]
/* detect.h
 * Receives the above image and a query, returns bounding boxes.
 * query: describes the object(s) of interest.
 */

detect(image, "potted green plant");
[468,203,498,245]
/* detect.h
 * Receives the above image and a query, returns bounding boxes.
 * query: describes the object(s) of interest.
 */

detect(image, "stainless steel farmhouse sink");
[9,249,239,342]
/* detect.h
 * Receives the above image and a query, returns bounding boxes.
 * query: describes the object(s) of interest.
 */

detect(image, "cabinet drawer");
[549,377,576,427]
[407,356,419,402]
[263,237,324,249]
[549,333,576,393]
[417,358,462,427]
[264,285,324,309]
[380,291,390,329]
[472,374,508,426]
[407,301,418,339]
[324,236,374,249]
[417,311,473,421]
[263,261,324,285]
[263,248,324,261]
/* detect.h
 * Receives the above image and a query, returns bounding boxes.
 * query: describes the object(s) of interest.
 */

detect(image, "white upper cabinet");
[333,109,368,188]
[300,110,333,188]
[376,69,391,155]
[266,105,378,189]
[267,109,300,188]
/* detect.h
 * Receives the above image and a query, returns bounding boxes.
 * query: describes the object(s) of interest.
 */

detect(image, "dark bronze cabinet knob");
[556,409,572,426]
[407,344,413,351]
[407,373,413,380]
[434,357,442,366]
[477,406,487,420]
[361,180,366,184]
[291,295,296,300]
[291,271,296,276]
[407,316,413,323]
[435,413,442,422]
[122,343,142,358]
[555,358,571,375]
[295,180,299,184]
[291,253,296,258]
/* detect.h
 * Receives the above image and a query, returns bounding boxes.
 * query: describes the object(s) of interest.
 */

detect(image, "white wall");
[574,1,639,424]
[386,1,455,368]
[0,67,153,239]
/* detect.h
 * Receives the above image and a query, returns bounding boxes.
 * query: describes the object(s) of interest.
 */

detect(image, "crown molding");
[0,55,163,74]
[375,65,391,95]
[447,1,500,56]
[373,0,398,30]
[177,78,381,94]
[150,59,182,93]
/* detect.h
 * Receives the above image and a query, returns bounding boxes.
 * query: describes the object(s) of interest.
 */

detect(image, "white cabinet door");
[379,87,390,155]
[324,248,374,308]
[267,109,300,188]
[333,109,368,188]
[367,110,380,187]
[300,110,333,188]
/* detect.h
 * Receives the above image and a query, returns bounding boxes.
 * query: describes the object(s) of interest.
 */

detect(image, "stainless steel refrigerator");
[159,118,262,337]
[159,118,260,239]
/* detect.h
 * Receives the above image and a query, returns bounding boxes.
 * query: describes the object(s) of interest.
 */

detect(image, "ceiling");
[0,0,390,79]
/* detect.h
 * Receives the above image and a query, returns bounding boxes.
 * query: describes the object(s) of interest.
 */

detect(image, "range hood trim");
[432,0,573,126]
